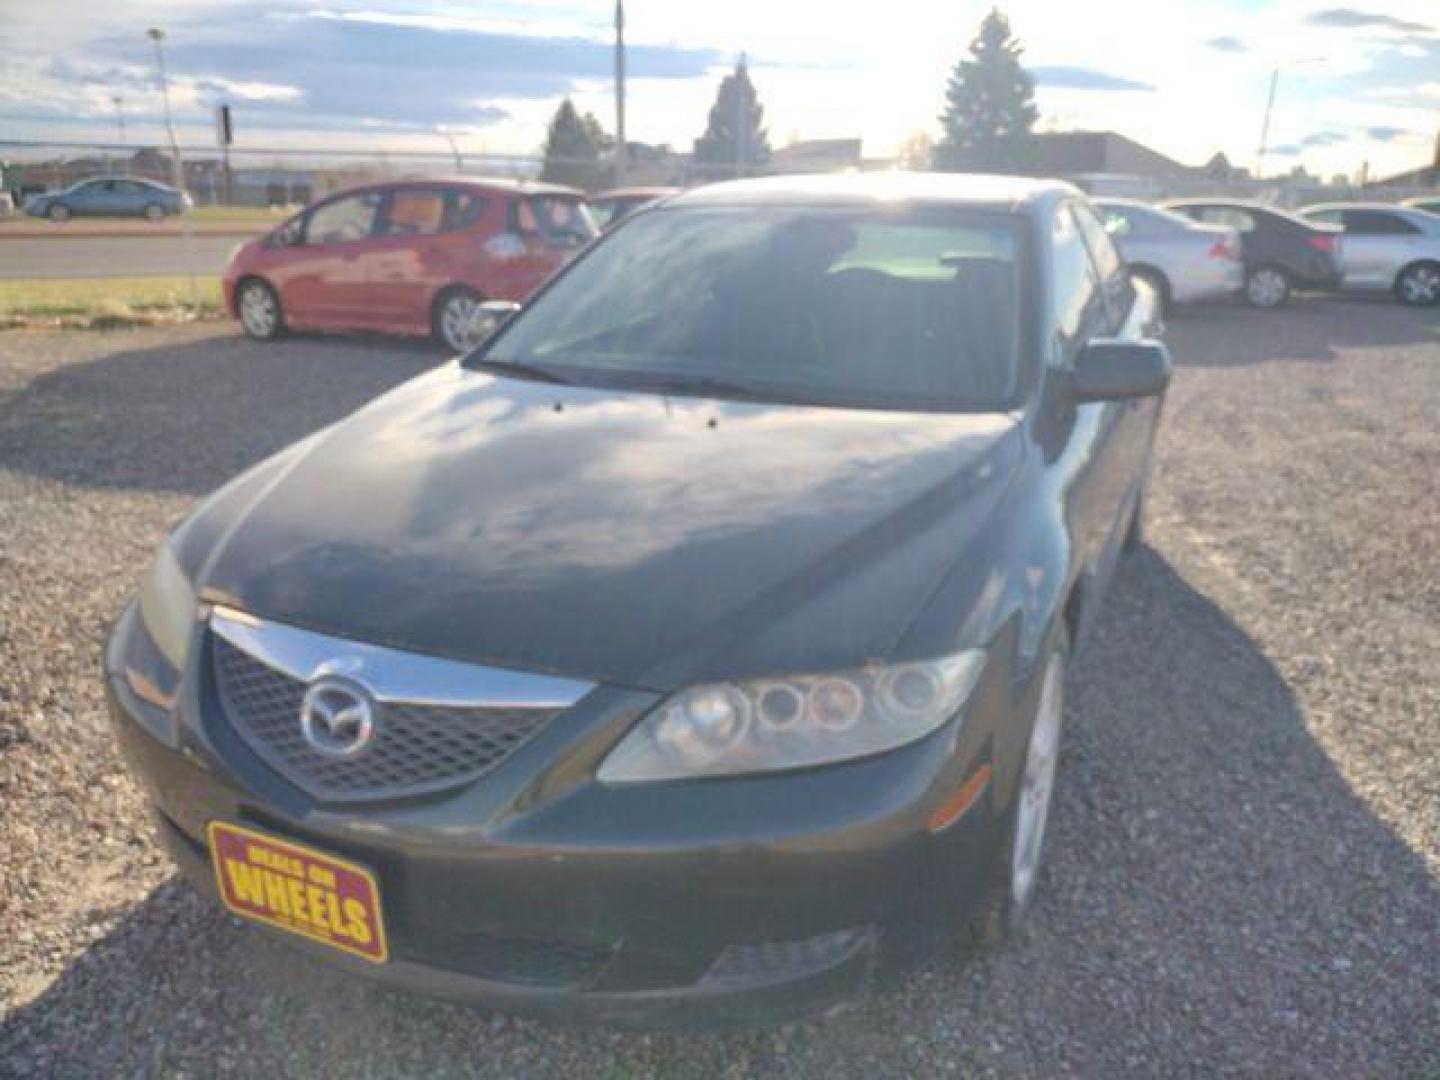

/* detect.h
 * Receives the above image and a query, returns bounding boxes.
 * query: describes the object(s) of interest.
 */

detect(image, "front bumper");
[104,604,1007,1027]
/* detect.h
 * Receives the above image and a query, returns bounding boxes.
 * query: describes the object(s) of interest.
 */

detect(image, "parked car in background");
[1401,195,1440,216]
[1094,197,1242,310]
[1298,203,1440,307]
[587,186,680,229]
[1161,199,1342,308]
[224,177,596,352]
[23,176,189,221]
[107,173,1170,1026]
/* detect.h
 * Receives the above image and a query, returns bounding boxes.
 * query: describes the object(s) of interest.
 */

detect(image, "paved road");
[0,234,244,278]
[0,302,1437,1077]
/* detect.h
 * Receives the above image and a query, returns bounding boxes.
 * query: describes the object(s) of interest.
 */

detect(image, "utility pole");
[147,27,198,310]
[111,95,126,144]
[614,0,627,186]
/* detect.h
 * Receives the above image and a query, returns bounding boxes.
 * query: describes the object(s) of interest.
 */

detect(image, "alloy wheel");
[239,283,279,338]
[1398,264,1440,306]
[1011,651,1065,914]
[1246,268,1288,308]
[144,203,165,221]
[440,293,481,353]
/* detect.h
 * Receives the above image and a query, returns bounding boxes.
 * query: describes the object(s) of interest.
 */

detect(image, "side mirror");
[467,299,522,345]
[1070,339,1171,402]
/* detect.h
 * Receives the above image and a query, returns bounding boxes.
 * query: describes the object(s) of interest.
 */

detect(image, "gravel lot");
[1,303,1437,1077]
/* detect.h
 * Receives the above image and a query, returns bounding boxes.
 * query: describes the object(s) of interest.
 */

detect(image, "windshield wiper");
[469,358,573,386]
[595,370,789,402]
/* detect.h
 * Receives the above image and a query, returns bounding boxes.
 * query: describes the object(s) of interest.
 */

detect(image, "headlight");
[137,542,197,670]
[598,650,986,782]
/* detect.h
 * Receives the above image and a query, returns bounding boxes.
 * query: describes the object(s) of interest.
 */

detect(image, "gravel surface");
[1,305,1437,1077]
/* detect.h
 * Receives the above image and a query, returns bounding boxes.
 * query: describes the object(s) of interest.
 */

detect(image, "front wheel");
[1244,265,1290,308]
[1394,262,1440,307]
[236,279,284,340]
[972,636,1068,945]
[47,203,70,222]
[143,203,165,221]
[432,288,483,354]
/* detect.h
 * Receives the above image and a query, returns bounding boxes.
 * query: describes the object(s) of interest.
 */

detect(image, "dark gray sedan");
[104,173,1170,1026]
[24,176,189,221]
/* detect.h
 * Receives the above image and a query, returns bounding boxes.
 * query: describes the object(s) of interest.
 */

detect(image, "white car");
[1298,203,1440,307]
[1094,198,1242,310]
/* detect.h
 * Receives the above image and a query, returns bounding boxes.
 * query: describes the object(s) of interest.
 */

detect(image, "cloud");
[1364,125,1408,141]
[1031,66,1156,92]
[1204,35,1247,53]
[1303,8,1433,33]
[73,7,723,131]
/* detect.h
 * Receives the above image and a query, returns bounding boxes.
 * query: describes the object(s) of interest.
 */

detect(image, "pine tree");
[539,99,611,190]
[935,9,1039,174]
[693,59,771,174]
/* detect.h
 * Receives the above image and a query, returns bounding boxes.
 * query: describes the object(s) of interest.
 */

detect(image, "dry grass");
[0,276,224,327]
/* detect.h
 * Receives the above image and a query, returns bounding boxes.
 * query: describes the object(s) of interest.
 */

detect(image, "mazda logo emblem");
[299,677,375,757]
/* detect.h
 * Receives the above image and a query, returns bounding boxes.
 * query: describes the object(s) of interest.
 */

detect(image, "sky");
[1,0,1436,180]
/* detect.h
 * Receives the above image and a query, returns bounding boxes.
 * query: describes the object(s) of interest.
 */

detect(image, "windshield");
[481,205,1025,411]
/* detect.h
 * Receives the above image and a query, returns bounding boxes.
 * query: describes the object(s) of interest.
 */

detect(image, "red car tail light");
[1307,233,1337,253]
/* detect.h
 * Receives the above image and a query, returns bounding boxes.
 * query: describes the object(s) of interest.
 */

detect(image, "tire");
[971,633,1068,945]
[1244,265,1290,309]
[236,278,284,341]
[1393,261,1440,307]
[47,203,70,222]
[143,203,165,221]
[1132,266,1171,316]
[432,287,483,354]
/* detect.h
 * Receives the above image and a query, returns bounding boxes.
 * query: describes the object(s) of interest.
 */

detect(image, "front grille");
[397,932,614,988]
[212,635,558,802]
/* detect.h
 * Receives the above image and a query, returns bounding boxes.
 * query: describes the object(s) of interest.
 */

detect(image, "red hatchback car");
[224,177,596,352]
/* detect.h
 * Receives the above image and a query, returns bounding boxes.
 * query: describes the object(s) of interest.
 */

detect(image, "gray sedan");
[1298,203,1440,306]
[1095,198,1243,310]
[24,176,190,222]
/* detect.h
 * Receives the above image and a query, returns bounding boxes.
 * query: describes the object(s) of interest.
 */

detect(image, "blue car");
[24,176,189,221]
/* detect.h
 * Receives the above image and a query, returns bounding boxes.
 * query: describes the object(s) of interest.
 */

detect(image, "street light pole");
[1254,67,1279,181]
[1254,56,1325,181]
[437,127,462,172]
[147,27,197,309]
[111,95,126,144]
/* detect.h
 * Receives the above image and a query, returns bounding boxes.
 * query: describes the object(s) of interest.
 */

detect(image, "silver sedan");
[1298,203,1440,307]
[1094,198,1243,310]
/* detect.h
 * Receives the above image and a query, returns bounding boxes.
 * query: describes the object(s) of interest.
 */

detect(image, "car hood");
[195,365,1024,691]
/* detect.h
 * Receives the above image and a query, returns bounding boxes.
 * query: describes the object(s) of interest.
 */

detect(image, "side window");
[304,191,383,245]
[1341,210,1419,236]
[1208,208,1256,233]
[1305,208,1342,226]
[443,190,488,231]
[1101,210,1132,237]
[1051,205,1103,352]
[379,188,447,237]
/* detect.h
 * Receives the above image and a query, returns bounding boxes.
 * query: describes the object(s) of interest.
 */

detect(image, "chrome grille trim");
[208,607,593,801]
[210,606,593,707]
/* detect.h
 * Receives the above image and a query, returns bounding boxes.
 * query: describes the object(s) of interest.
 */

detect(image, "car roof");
[667,171,1075,214]
[387,175,583,197]
[1301,202,1424,215]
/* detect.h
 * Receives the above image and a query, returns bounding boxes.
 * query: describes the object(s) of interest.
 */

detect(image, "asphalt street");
[0,234,243,278]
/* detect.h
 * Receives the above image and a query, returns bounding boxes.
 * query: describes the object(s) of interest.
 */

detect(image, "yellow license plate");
[208,821,389,963]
